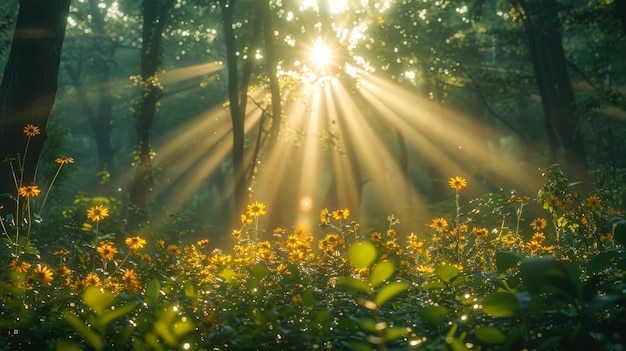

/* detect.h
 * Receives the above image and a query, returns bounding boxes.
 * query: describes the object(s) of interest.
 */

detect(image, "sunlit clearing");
[309,37,333,72]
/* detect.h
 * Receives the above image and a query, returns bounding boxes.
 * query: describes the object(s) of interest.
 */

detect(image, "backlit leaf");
[347,242,378,269]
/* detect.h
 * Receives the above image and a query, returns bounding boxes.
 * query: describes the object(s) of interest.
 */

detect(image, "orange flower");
[9,259,31,273]
[96,241,118,260]
[32,265,54,285]
[23,124,40,137]
[530,218,547,231]
[55,156,74,165]
[18,185,41,198]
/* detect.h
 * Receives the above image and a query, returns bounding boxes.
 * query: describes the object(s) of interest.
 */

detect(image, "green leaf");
[519,256,580,298]
[482,292,519,317]
[55,340,84,351]
[611,218,626,246]
[383,327,410,342]
[423,281,446,290]
[419,305,448,325]
[100,302,137,328]
[82,286,115,315]
[250,263,270,279]
[369,260,395,287]
[145,279,161,309]
[63,311,103,351]
[338,276,372,294]
[347,242,378,269]
[495,251,522,273]
[218,268,235,283]
[302,288,316,307]
[435,264,460,283]
[374,281,408,307]
[475,326,507,344]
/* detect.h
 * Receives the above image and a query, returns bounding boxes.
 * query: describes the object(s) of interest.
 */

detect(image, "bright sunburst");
[309,37,333,72]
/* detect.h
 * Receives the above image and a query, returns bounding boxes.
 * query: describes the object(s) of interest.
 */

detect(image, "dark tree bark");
[0,0,71,216]
[127,0,173,231]
[615,0,626,33]
[219,0,247,220]
[512,0,590,184]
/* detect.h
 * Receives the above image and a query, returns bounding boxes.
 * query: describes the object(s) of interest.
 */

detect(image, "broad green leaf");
[374,281,409,307]
[63,311,103,350]
[419,305,448,325]
[347,242,378,269]
[82,286,115,315]
[145,279,161,309]
[55,340,84,351]
[219,268,235,283]
[519,256,580,298]
[100,302,137,328]
[475,326,507,344]
[423,281,446,290]
[435,264,460,283]
[338,276,371,294]
[495,251,522,273]
[250,263,270,280]
[482,292,519,317]
[369,260,395,287]
[359,318,378,333]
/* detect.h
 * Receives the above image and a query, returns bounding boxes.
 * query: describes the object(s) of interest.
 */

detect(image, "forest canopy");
[0,0,624,238]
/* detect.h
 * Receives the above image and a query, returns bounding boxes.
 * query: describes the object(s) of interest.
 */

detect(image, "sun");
[309,37,333,71]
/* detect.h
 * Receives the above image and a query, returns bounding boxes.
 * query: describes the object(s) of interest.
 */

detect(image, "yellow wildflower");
[123,269,142,293]
[448,176,467,190]
[125,236,147,250]
[96,241,118,260]
[530,218,547,231]
[32,265,54,285]
[87,205,109,222]
[320,208,329,223]
[472,227,489,240]
[332,208,350,221]
[84,272,101,287]
[428,218,449,233]
[246,201,267,217]
[586,195,601,208]
[9,259,31,273]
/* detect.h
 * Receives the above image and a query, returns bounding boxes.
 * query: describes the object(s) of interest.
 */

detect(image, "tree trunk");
[127,0,172,231]
[514,0,590,184]
[219,1,247,221]
[0,0,71,216]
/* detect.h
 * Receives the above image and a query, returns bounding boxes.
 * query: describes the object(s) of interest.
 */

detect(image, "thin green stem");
[39,164,64,214]
[92,221,100,272]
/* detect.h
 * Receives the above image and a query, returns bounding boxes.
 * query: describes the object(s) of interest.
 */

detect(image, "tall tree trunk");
[127,0,172,231]
[0,0,71,216]
[88,0,115,179]
[220,0,247,221]
[261,2,281,151]
[514,0,590,184]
